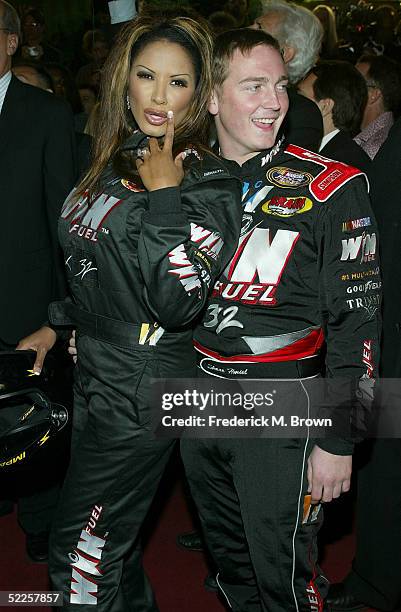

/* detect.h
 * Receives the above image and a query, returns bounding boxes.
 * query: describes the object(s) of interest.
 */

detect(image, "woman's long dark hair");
[75,12,214,199]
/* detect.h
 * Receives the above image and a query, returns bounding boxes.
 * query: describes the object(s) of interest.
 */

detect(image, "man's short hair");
[213,28,281,89]
[259,0,323,84]
[0,0,21,37]
[358,53,401,114]
[312,60,368,136]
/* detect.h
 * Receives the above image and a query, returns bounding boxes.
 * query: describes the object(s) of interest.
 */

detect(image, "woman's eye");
[171,79,188,88]
[137,71,153,79]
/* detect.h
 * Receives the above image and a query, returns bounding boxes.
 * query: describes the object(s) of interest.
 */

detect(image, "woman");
[312,4,339,59]
[18,13,241,611]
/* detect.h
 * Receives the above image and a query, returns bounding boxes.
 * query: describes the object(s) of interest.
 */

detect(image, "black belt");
[197,354,322,379]
[48,301,157,351]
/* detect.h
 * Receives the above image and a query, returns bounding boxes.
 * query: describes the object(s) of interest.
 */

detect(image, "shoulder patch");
[285,144,369,202]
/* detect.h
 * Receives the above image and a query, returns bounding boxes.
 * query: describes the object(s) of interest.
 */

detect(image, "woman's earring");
[126,94,131,110]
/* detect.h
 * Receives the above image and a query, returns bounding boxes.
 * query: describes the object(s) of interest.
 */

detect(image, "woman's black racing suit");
[48,134,242,611]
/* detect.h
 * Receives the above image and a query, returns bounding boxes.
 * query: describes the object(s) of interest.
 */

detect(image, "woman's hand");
[16,326,57,375]
[136,110,186,191]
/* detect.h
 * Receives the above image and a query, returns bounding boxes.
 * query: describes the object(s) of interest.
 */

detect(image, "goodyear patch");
[121,179,145,192]
[266,167,313,188]
[262,196,313,217]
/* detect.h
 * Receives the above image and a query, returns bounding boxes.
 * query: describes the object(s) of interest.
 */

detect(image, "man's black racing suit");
[179,142,381,612]
[47,135,242,611]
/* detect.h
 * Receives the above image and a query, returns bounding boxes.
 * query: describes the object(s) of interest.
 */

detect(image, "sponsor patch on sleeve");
[284,144,367,201]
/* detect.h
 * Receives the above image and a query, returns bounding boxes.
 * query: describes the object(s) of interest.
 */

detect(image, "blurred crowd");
[9,0,401,143]
[1,1,400,610]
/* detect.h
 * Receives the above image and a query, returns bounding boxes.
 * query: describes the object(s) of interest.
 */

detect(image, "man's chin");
[255,134,278,151]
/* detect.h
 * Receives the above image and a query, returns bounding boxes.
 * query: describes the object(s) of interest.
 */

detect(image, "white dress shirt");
[0,70,12,115]
[319,129,340,152]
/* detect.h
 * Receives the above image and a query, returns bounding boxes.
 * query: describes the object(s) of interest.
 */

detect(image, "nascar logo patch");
[266,167,313,188]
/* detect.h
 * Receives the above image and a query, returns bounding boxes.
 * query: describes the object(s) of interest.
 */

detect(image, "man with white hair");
[252,0,324,151]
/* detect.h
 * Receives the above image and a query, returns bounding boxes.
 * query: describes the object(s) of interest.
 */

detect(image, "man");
[178,28,380,612]
[252,0,324,151]
[328,119,401,612]
[298,61,371,173]
[180,0,326,556]
[17,7,61,65]
[354,53,401,159]
[0,0,76,561]
[12,60,91,178]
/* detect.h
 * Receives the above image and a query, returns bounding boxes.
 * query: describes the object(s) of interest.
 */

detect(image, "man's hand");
[307,445,352,503]
[68,330,77,364]
[136,111,186,191]
[16,326,57,375]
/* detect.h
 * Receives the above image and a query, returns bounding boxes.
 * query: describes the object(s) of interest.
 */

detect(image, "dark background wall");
[12,0,94,36]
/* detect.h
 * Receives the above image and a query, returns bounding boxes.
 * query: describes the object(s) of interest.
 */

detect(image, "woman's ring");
[136,148,148,160]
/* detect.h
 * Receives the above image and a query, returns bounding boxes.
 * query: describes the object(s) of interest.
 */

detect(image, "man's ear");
[317,97,334,118]
[7,33,18,57]
[281,44,295,65]
[208,89,219,116]
[367,86,382,105]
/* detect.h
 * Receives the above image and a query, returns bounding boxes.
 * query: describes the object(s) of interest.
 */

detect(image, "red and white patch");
[285,144,369,202]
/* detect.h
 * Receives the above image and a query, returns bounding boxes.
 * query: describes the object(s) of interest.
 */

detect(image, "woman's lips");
[144,109,168,126]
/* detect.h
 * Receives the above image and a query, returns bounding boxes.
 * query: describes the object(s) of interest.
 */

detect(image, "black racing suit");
[179,142,381,612]
[47,134,242,611]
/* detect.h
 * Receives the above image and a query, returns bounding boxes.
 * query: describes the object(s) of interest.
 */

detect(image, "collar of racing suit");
[219,134,287,179]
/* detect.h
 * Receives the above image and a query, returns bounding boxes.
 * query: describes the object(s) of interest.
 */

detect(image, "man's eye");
[277,84,288,92]
[171,79,188,87]
[247,84,261,92]
[137,71,153,79]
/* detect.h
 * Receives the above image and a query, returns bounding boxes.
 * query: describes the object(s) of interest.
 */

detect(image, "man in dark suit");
[298,60,371,173]
[0,0,76,561]
[327,118,401,612]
